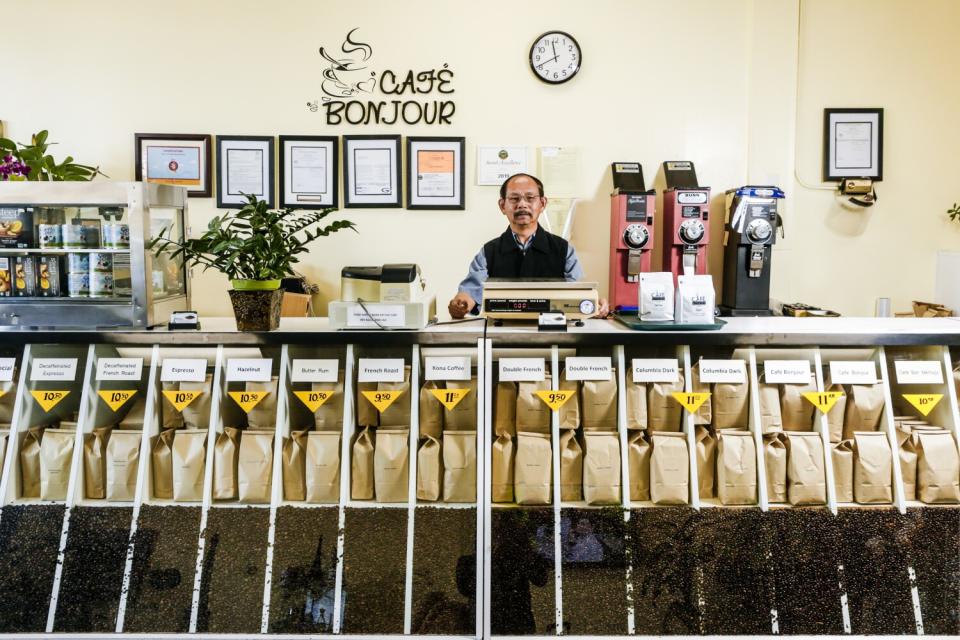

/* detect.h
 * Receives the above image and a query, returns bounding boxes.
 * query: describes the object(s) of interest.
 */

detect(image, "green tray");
[612,313,727,331]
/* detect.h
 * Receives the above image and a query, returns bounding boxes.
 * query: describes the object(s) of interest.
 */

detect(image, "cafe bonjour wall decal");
[307,28,456,126]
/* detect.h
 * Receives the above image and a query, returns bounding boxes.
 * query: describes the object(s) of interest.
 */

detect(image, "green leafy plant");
[0,130,105,181]
[949,202,959,223]
[149,193,356,282]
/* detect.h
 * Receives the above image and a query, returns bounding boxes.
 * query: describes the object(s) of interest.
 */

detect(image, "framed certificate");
[343,135,402,208]
[216,135,275,208]
[134,133,212,197]
[476,145,529,185]
[279,135,339,209]
[406,137,465,210]
[823,108,884,181]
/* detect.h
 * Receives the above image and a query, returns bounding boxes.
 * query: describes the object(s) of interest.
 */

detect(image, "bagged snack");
[780,379,817,431]
[172,429,207,501]
[378,366,411,428]
[238,430,274,503]
[832,440,854,503]
[517,377,551,433]
[650,432,689,505]
[784,432,826,505]
[582,374,617,431]
[757,380,783,433]
[419,381,443,439]
[647,374,685,431]
[306,431,340,503]
[180,376,212,429]
[628,430,651,501]
[559,429,583,501]
[583,431,621,505]
[675,274,715,324]
[713,382,749,429]
[416,435,442,501]
[443,431,477,502]
[491,433,514,503]
[853,432,892,504]
[312,378,344,431]
[356,382,379,428]
[639,272,674,322]
[161,381,185,430]
[351,426,375,500]
[690,363,712,426]
[443,379,477,431]
[494,381,517,437]
[915,431,960,503]
[151,429,176,499]
[695,426,716,499]
[764,433,787,503]
[824,383,847,443]
[282,430,308,501]
[842,384,885,440]
[213,427,240,500]
[515,431,551,505]
[374,428,409,503]
[558,373,581,430]
[83,425,111,500]
[40,428,74,500]
[625,380,647,430]
[896,430,918,501]
[716,430,757,505]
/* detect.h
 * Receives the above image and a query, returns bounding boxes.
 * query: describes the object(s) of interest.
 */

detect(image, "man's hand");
[595,298,610,319]
[448,292,476,319]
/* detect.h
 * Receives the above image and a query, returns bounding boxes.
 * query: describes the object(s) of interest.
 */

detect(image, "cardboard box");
[0,258,11,296]
[13,256,37,297]
[281,292,312,317]
[37,256,64,297]
[0,208,34,248]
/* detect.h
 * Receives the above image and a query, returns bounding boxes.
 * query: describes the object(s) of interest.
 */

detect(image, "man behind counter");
[448,173,609,319]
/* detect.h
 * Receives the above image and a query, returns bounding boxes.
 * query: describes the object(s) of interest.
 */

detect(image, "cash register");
[481,279,599,325]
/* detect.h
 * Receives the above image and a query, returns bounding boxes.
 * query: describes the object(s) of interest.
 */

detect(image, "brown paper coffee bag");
[378,366,411,428]
[312,379,344,432]
[824,383,847,442]
[650,432,689,505]
[172,429,207,501]
[443,430,477,502]
[583,431,621,505]
[896,430,918,501]
[416,435,442,501]
[180,375,212,429]
[0,379,15,425]
[515,431,551,505]
[780,379,817,431]
[517,377,551,433]
[559,429,582,502]
[494,381,517,437]
[151,429,176,499]
[443,379,477,431]
[713,383,749,429]
[582,375,617,431]
[351,426,375,499]
[691,364,712,426]
[492,433,515,503]
[843,384,885,440]
[161,381,185,430]
[356,382,379,428]
[282,430,308,501]
[213,426,240,500]
[419,381,443,439]
[40,428,74,501]
[626,381,647,430]
[558,374,581,430]
[238,430,274,503]
[853,432,892,504]
[784,432,826,505]
[628,430,651,500]
[118,396,145,430]
[83,425,111,499]
[758,381,783,433]
[764,433,787,503]
[0,433,7,478]
[375,428,409,503]
[244,378,278,430]
[306,431,340,503]
[716,430,757,505]
[832,440,854,503]
[695,426,716,499]
[106,430,140,501]
[915,431,960,503]
[648,375,684,432]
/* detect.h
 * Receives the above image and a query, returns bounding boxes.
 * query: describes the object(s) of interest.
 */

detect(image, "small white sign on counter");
[632,359,680,383]
[699,359,747,384]
[358,358,406,383]
[763,360,812,384]
[226,358,273,382]
[96,357,143,381]
[161,358,207,382]
[30,358,78,382]
[894,360,943,385]
[424,356,472,381]
[346,304,406,328]
[0,358,16,382]
[829,360,877,385]
[564,357,612,381]
[291,359,340,383]
[499,358,545,382]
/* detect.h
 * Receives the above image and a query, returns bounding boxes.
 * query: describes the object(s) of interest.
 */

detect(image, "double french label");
[564,357,612,381]
[499,358,545,382]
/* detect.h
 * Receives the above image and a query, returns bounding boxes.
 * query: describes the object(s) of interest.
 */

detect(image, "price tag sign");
[228,390,270,413]
[31,389,70,412]
[358,359,405,383]
[98,389,138,412]
[162,389,204,412]
[535,389,576,411]
[0,358,16,382]
[96,358,143,381]
[361,390,404,413]
[698,360,747,384]
[632,359,680,383]
[802,391,845,413]
[30,358,78,382]
[424,356,472,381]
[161,359,207,382]
[430,387,471,410]
[902,393,942,416]
[829,361,877,385]
[346,304,406,328]
[671,392,711,413]
[499,358,545,382]
[294,390,336,412]
[291,359,339,383]
[226,359,272,382]
[763,360,812,384]
[894,361,944,385]
[564,357,612,381]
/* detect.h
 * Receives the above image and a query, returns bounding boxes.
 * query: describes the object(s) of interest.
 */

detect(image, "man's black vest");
[483,227,568,279]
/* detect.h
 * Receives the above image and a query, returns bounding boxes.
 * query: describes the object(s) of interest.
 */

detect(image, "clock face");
[530,31,581,84]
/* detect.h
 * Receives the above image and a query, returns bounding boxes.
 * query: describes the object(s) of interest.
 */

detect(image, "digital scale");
[481,280,599,321]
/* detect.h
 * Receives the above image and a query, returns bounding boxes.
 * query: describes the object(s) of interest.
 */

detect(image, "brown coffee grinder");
[719,186,784,316]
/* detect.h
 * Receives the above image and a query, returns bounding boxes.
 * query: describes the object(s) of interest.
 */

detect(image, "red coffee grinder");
[661,161,710,285]
[609,162,656,312]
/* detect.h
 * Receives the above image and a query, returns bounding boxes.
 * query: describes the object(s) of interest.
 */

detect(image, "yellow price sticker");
[361,390,404,413]
[901,393,942,417]
[31,389,70,412]
[0,390,6,399]
[670,392,711,413]
[228,391,270,413]
[534,390,576,411]
[162,389,204,412]
[294,390,336,412]
[98,389,138,412]
[802,391,844,413]
[430,388,471,411]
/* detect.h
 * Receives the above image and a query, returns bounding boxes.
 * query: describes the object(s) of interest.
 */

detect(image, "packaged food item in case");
[675,274,715,323]
[13,256,37,297]
[37,256,64,297]
[639,272,674,322]
[89,272,114,298]
[89,251,113,273]
[112,254,132,297]
[67,272,90,297]
[67,252,90,274]
[0,208,34,248]
[103,223,130,248]
[81,220,101,248]
[61,223,87,248]
[0,257,11,296]
[38,224,62,248]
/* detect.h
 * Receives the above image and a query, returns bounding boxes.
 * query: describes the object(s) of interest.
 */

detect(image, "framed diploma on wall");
[343,135,402,208]
[279,135,339,209]
[134,133,212,197]
[823,108,884,181]
[216,135,275,208]
[406,137,465,210]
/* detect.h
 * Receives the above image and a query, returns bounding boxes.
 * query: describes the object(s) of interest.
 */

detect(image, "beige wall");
[3,0,958,317]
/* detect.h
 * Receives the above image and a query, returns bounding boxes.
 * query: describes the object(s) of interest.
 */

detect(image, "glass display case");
[0,181,190,328]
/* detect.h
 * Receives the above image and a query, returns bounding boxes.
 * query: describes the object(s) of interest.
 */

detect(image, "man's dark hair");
[499,173,544,199]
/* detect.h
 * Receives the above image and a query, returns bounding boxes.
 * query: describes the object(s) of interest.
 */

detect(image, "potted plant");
[0,130,105,181]
[149,194,355,331]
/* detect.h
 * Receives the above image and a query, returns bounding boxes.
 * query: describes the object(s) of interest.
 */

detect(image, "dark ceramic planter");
[228,289,284,331]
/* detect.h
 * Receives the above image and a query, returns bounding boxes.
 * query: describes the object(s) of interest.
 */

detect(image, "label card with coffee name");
[358,359,406,383]
[30,358,78,382]
[291,359,340,383]
[161,359,207,383]
[228,390,270,413]
[294,390,336,412]
[894,361,943,385]
[0,358,16,382]
[430,387,471,410]
[424,356,472,381]
[564,357,612,381]
[763,360,812,384]
[698,359,747,384]
[346,304,406,328]
[802,391,844,413]
[499,358,545,382]
[96,358,144,381]
[632,359,680,383]
[671,392,711,413]
[162,389,203,412]
[829,361,877,385]
[361,390,404,412]
[98,389,138,412]
[31,389,70,412]
[226,359,272,382]
[535,389,575,410]
[902,393,942,416]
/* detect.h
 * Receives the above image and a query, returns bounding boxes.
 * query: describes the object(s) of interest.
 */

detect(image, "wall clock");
[529,31,581,84]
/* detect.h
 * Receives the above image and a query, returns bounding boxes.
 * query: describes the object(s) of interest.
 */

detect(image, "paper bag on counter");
[151,429,176,499]
[443,379,477,431]
[40,428,74,501]
[916,431,960,504]
[351,426,375,500]
[172,429,207,502]
[83,425,111,499]
[713,382,749,430]
[559,429,582,502]
[517,378,551,433]
[695,426,716,499]
[419,381,443,439]
[20,426,45,498]
[213,426,240,500]
[842,384,885,440]
[757,380,783,433]
[416,435,442,501]
[282,430,308,501]
[853,432,892,504]
[650,432,689,505]
[0,379,16,425]
[161,381,186,430]
[583,431,621,505]
[648,375,685,432]
[897,430,918,501]
[306,431,340,503]
[784,432,826,505]
[515,431,551,505]
[492,433,514,503]
[558,373,581,430]
[690,363,712,426]
[238,430,274,503]
[832,440,854,503]
[245,378,278,430]
[312,378,344,432]
[764,433,788,503]
[628,430,651,501]
[582,374,617,431]
[716,430,757,505]
[378,366,411,428]
[374,428,409,503]
[626,381,647,430]
[443,430,477,502]
[356,382,379,428]
[824,383,847,443]
[180,375,212,429]
[780,379,817,431]
[494,381,517,437]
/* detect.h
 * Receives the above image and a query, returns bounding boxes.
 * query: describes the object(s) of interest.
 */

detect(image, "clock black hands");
[551,41,557,59]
